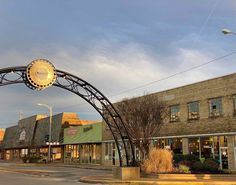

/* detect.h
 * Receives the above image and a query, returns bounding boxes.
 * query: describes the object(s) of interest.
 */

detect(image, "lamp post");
[37,103,52,162]
[222,28,236,35]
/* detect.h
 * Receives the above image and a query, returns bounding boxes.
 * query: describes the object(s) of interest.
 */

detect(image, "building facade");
[2,112,99,162]
[63,122,102,165]
[2,73,236,171]
[102,73,236,171]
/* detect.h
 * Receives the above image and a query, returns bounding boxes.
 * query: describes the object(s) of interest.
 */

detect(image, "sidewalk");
[2,161,236,185]
[80,174,236,185]
[48,162,113,171]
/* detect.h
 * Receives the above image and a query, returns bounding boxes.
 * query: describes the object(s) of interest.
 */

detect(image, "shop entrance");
[219,147,228,169]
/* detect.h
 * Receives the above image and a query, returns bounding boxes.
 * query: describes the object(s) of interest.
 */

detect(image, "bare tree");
[115,94,168,161]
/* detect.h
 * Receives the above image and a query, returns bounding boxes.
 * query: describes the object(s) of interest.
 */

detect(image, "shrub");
[142,148,173,174]
[173,154,185,164]
[178,160,192,167]
[178,164,191,174]
[29,156,42,163]
[191,161,204,172]
[203,159,219,173]
[173,154,199,165]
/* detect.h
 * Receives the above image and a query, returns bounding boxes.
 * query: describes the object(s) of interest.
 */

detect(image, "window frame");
[209,97,223,118]
[170,104,180,122]
[233,95,236,115]
[187,101,200,120]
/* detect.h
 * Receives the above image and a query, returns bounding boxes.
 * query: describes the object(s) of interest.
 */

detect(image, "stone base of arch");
[113,166,140,180]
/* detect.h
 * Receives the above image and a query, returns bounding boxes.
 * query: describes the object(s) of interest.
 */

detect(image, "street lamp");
[37,103,52,162]
[222,28,236,35]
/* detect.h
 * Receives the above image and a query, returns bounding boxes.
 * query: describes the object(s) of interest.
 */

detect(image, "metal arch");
[0,66,136,167]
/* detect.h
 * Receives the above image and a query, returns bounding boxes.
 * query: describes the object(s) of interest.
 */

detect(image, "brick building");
[102,73,236,171]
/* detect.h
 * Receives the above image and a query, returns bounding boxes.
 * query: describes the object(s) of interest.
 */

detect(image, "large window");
[200,137,213,159]
[170,105,180,122]
[64,145,79,163]
[188,102,199,120]
[153,138,182,154]
[209,97,222,117]
[188,137,200,156]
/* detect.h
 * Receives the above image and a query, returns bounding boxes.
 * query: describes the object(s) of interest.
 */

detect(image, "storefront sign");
[67,128,77,135]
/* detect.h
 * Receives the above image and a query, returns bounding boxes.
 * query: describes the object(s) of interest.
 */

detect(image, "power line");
[41,50,236,111]
[109,50,236,98]
[55,50,236,110]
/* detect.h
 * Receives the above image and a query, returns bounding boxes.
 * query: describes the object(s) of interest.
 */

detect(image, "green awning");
[63,122,102,144]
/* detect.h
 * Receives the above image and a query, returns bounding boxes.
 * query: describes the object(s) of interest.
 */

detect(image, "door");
[219,147,228,169]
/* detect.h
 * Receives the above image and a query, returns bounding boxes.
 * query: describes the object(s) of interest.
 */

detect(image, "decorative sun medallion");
[25,59,57,90]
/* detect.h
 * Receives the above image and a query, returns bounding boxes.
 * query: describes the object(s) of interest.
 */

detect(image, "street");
[0,161,108,185]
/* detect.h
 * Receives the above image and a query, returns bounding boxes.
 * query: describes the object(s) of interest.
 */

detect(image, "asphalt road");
[0,161,108,185]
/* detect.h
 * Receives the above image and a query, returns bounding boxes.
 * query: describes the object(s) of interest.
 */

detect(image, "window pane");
[210,98,222,116]
[170,105,180,122]
[188,102,199,119]
[171,105,179,114]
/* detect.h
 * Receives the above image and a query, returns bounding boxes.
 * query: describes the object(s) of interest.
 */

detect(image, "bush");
[191,161,204,172]
[173,154,185,164]
[178,164,191,174]
[178,160,192,167]
[203,159,219,173]
[142,148,173,174]
[190,159,220,173]
[29,156,42,163]
[173,154,199,165]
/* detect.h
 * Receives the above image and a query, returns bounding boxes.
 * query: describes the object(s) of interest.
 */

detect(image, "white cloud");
[0,37,235,127]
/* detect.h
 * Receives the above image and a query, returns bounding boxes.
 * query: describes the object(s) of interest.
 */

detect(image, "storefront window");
[188,137,200,156]
[213,136,220,161]
[65,145,79,163]
[200,137,213,159]
[5,150,11,160]
[20,148,28,157]
[105,142,113,161]
[153,138,182,154]
[172,138,182,154]
[13,149,20,159]
[80,144,102,164]
[219,136,227,147]
[52,147,61,161]
[188,102,199,120]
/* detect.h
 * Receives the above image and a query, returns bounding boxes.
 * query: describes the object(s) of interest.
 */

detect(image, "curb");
[79,175,236,185]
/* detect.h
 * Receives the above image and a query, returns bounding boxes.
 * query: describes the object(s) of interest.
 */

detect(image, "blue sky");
[0,0,236,127]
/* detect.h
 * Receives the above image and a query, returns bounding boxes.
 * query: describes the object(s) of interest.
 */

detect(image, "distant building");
[2,112,99,162]
[0,128,5,159]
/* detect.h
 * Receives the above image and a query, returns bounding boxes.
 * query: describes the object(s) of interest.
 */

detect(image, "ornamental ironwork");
[0,60,136,167]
